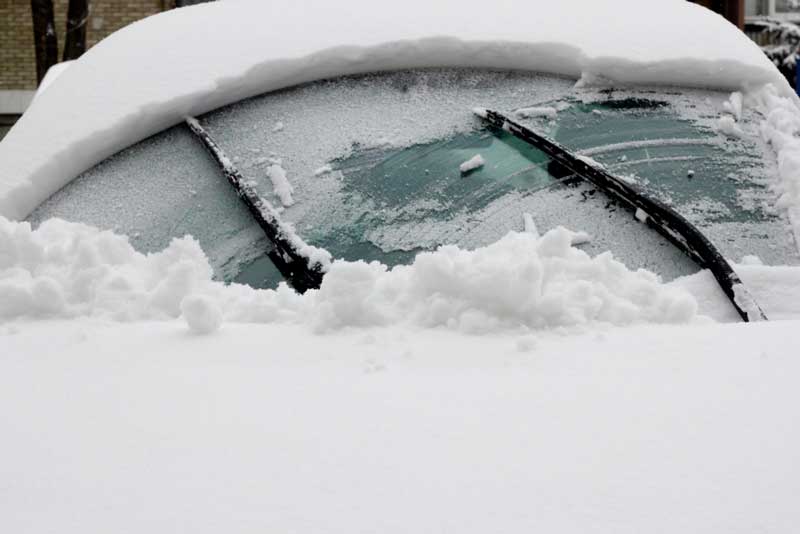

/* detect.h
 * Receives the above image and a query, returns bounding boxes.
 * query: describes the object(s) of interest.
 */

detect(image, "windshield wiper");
[185,117,324,293]
[474,108,767,322]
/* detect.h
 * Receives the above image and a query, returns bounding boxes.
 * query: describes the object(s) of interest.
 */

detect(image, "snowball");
[459,154,485,174]
[181,294,223,334]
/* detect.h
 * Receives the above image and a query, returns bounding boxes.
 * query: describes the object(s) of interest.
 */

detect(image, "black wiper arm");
[474,108,767,322]
[186,117,324,293]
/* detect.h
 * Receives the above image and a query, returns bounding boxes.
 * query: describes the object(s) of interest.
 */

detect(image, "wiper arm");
[474,108,767,322]
[186,117,324,293]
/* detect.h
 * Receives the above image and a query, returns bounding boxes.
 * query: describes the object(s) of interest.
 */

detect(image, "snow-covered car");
[2,1,800,532]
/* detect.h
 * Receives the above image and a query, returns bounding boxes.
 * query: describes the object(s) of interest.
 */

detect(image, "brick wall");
[1,0,167,90]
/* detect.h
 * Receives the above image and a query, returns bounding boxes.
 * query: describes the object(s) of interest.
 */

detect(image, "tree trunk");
[30,0,58,84]
[63,0,89,61]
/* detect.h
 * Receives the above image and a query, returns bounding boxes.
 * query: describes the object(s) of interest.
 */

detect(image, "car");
[3,1,800,532]
[4,1,798,324]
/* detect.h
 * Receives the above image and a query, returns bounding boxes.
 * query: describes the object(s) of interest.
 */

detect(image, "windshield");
[28,69,799,289]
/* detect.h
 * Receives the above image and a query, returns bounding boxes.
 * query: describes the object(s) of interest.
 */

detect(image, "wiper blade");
[186,117,324,293]
[474,108,767,322]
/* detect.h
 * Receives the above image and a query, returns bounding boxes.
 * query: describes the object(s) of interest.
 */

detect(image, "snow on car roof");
[0,0,790,221]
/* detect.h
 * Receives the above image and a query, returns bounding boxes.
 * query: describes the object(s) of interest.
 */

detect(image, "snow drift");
[0,0,789,221]
[0,216,705,332]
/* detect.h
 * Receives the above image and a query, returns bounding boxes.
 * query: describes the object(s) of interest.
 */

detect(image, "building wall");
[1,0,167,91]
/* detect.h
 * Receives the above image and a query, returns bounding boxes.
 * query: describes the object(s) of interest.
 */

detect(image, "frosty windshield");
[28,69,799,289]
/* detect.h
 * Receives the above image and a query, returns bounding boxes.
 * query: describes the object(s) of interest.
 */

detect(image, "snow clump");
[723,91,744,121]
[265,163,294,206]
[716,115,744,138]
[459,154,485,174]
[515,106,558,120]
[181,294,223,334]
[0,216,214,321]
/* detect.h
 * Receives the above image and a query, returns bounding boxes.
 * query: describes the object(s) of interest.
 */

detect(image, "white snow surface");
[2,317,800,533]
[0,0,790,221]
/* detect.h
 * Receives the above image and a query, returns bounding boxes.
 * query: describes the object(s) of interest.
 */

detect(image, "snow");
[0,0,790,221]
[577,154,605,169]
[3,3,800,528]
[0,215,706,332]
[522,212,539,237]
[723,90,744,121]
[31,60,75,102]
[313,164,333,176]
[3,317,800,533]
[752,84,800,246]
[5,213,799,330]
[180,294,223,334]
[579,138,715,156]
[459,154,485,174]
[716,115,745,138]
[265,162,294,207]
[515,106,558,119]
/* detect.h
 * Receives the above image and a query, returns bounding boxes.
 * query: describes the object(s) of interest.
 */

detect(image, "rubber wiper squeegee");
[185,117,324,293]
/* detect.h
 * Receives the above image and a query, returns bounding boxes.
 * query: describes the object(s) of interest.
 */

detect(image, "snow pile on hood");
[0,217,214,321]
[0,0,788,221]
[0,216,703,332]
[298,228,698,333]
